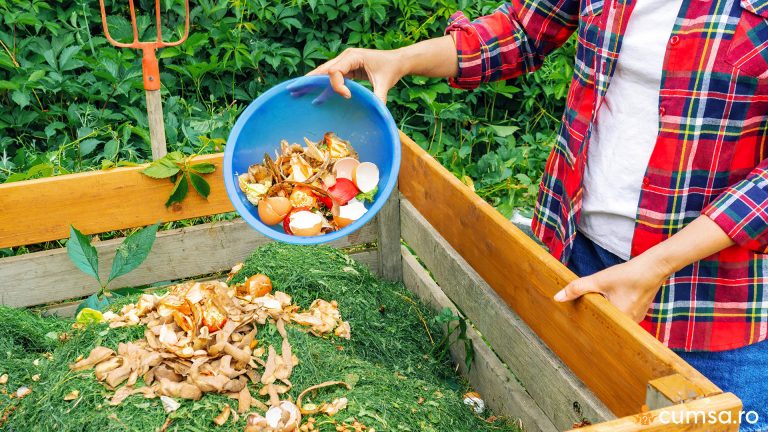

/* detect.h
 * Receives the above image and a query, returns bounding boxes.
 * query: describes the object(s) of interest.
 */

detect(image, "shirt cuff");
[703,172,768,253]
[445,11,485,89]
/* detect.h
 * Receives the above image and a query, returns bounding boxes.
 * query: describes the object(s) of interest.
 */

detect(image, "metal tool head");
[98,0,190,50]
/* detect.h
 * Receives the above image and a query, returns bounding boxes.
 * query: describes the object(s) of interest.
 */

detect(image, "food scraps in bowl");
[237,132,380,236]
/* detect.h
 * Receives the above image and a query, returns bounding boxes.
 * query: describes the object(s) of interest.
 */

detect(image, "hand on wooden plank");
[553,252,669,322]
[554,215,735,322]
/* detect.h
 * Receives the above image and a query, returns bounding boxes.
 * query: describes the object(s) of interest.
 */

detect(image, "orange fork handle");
[141,47,161,91]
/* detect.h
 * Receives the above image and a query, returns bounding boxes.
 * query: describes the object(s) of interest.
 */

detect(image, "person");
[309,0,768,428]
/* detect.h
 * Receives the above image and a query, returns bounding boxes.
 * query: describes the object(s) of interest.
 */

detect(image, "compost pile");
[70,275,353,430]
[0,244,521,432]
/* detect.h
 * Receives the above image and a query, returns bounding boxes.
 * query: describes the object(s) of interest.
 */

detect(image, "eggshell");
[288,211,323,236]
[333,199,367,228]
[332,157,359,180]
[353,162,379,193]
[258,197,291,225]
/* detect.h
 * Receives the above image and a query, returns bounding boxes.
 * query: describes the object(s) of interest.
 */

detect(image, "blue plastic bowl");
[223,76,401,245]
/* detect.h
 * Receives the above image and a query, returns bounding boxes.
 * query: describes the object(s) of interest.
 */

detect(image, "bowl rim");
[222,75,401,245]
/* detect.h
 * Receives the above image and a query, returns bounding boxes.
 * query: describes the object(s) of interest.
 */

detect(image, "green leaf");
[75,307,104,324]
[104,139,119,159]
[108,222,159,282]
[355,186,378,203]
[11,90,30,108]
[4,172,28,183]
[0,80,19,90]
[188,172,210,199]
[67,226,101,284]
[75,293,111,315]
[166,151,185,163]
[28,70,45,82]
[165,174,189,207]
[142,159,180,179]
[79,139,100,157]
[489,125,520,137]
[189,162,216,174]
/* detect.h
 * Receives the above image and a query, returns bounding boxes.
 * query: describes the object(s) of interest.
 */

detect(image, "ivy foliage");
[0,0,574,213]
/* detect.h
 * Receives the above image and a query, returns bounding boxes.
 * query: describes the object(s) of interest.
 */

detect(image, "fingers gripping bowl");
[223,76,401,245]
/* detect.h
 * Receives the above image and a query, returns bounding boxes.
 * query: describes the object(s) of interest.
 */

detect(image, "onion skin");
[317,195,334,210]
[326,178,359,206]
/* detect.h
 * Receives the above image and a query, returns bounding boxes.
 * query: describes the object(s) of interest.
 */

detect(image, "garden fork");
[98,0,190,160]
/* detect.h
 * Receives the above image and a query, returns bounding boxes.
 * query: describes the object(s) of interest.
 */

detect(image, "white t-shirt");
[578,0,683,260]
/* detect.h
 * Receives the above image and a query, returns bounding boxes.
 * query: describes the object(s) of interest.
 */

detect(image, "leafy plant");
[0,0,574,217]
[67,223,160,313]
[432,306,474,372]
[141,151,216,206]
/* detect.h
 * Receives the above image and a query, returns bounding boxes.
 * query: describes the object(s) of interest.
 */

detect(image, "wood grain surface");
[402,245,559,432]
[397,132,721,417]
[401,199,613,428]
[0,153,231,248]
[0,218,377,308]
[569,392,742,432]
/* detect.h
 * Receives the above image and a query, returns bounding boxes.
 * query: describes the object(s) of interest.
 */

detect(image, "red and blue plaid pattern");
[447,0,768,351]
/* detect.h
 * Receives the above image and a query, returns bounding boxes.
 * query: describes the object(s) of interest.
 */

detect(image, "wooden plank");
[402,246,558,432]
[376,185,403,281]
[397,132,720,417]
[0,218,377,308]
[38,249,380,317]
[0,153,231,248]
[646,375,715,411]
[401,200,613,429]
[569,393,742,432]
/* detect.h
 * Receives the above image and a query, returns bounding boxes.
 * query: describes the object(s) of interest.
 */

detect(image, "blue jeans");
[567,231,768,431]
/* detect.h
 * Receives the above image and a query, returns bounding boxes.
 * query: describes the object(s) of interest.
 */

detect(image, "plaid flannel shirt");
[447,0,768,351]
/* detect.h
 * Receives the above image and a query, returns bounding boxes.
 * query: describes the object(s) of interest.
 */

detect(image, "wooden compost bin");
[0,133,743,431]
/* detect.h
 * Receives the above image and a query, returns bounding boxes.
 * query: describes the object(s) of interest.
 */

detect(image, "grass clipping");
[0,244,521,432]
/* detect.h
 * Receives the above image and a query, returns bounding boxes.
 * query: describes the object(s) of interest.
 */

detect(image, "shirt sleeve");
[703,160,768,252]
[445,1,579,89]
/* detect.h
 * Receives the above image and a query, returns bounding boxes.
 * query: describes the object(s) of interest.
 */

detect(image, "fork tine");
[162,0,190,48]
[128,0,140,44]
[154,0,163,44]
[98,0,134,48]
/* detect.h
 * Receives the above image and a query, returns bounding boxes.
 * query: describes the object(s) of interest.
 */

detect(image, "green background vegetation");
[0,0,574,215]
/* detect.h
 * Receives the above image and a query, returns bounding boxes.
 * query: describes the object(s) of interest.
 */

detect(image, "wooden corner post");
[375,183,403,281]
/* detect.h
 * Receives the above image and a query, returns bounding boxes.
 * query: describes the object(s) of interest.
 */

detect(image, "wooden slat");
[402,246,558,432]
[376,184,403,281]
[38,249,380,317]
[569,393,742,432]
[397,132,720,417]
[0,153,231,248]
[646,374,715,411]
[401,199,613,429]
[0,218,377,308]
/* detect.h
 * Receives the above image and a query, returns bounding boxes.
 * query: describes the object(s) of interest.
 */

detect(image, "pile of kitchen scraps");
[70,273,354,431]
[0,243,522,432]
